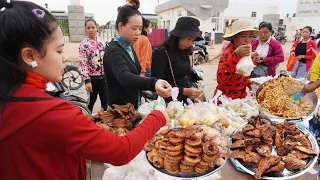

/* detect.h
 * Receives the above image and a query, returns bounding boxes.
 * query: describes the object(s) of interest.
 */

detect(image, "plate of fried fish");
[228,115,319,180]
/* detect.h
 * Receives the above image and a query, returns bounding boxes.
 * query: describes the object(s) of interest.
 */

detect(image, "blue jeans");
[145,68,151,77]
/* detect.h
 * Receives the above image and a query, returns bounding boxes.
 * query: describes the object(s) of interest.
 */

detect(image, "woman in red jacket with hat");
[0,1,170,179]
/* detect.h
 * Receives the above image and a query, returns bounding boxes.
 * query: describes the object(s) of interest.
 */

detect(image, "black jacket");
[151,47,191,101]
[104,41,157,108]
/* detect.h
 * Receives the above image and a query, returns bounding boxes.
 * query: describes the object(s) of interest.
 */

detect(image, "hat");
[222,19,259,40]
[170,17,204,41]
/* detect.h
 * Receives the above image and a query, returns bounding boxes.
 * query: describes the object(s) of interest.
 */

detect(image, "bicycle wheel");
[62,69,84,90]
[71,101,91,115]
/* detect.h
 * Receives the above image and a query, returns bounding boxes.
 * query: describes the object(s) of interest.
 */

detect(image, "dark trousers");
[198,45,208,55]
[88,78,108,112]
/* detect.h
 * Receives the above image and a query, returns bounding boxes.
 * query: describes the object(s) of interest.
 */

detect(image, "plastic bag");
[102,165,130,180]
[124,172,149,180]
[286,56,297,71]
[167,87,185,119]
[236,46,255,76]
[138,97,166,118]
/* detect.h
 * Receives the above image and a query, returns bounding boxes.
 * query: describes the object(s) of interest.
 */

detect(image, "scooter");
[61,64,84,90]
[46,81,91,115]
[194,46,209,65]
[276,35,287,45]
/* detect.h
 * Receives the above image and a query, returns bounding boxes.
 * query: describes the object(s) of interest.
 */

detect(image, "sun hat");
[170,17,204,41]
[222,19,259,40]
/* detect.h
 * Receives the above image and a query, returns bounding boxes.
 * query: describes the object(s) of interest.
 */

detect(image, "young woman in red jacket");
[290,26,317,79]
[0,1,170,179]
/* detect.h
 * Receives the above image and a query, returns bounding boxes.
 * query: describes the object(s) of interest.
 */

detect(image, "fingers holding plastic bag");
[235,45,255,77]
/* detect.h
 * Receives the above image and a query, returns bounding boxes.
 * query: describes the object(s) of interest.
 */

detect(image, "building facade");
[156,0,279,43]
[283,0,320,41]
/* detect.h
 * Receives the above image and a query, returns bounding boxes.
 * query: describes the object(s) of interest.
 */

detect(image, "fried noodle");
[257,77,314,118]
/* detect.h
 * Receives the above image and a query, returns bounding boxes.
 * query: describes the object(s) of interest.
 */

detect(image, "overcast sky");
[29,0,299,25]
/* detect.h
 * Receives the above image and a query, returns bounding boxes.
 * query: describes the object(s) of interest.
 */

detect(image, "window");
[178,10,182,17]
[251,12,257,17]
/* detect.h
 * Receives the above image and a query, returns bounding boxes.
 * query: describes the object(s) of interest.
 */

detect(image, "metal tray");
[145,127,226,180]
[230,123,319,180]
[255,77,318,122]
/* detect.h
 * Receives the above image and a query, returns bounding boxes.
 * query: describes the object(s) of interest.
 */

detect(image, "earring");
[31,61,38,68]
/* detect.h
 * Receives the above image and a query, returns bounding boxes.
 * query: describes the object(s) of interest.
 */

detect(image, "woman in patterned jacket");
[79,19,108,112]
[214,19,259,99]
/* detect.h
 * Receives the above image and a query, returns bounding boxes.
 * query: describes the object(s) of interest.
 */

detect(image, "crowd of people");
[1,0,320,179]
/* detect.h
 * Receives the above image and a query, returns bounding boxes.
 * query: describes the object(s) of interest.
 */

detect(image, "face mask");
[147,29,153,35]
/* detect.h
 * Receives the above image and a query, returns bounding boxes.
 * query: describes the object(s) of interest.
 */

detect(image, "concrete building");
[155,0,229,31]
[142,14,158,22]
[283,0,320,41]
[155,0,279,43]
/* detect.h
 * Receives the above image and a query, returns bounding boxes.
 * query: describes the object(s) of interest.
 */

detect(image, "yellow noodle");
[257,77,314,118]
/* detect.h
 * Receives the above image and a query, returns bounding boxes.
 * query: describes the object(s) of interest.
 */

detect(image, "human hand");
[252,52,259,58]
[234,45,251,57]
[155,80,172,98]
[290,52,296,57]
[296,55,304,60]
[159,110,171,127]
[183,88,202,100]
[85,83,93,93]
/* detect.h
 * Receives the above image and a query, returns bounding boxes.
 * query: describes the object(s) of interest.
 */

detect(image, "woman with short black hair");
[79,19,108,112]
[290,26,317,79]
[251,21,284,77]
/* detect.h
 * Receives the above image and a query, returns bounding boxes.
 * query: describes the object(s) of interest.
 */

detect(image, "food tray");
[255,78,318,122]
[145,127,226,180]
[230,123,319,180]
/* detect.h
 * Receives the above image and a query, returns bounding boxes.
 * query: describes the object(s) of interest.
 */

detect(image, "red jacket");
[291,38,317,71]
[0,86,165,180]
[215,43,251,99]
[251,38,285,76]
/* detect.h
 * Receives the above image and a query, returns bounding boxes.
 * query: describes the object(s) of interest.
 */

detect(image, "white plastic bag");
[124,172,149,180]
[236,46,254,77]
[167,88,185,119]
[102,165,130,180]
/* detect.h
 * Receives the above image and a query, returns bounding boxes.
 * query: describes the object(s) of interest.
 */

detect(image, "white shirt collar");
[260,36,272,45]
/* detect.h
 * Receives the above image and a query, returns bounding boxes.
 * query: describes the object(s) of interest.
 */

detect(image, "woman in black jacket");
[103,5,171,108]
[152,17,203,102]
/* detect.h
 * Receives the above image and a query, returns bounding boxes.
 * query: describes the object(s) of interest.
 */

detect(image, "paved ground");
[64,42,318,180]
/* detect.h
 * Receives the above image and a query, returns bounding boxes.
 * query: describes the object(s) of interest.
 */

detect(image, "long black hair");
[141,17,150,36]
[116,5,141,30]
[0,0,58,111]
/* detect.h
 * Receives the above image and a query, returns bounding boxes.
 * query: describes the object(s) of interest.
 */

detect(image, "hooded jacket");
[0,82,165,179]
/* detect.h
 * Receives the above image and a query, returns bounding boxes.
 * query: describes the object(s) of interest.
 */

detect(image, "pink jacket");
[252,38,284,76]
[79,37,105,83]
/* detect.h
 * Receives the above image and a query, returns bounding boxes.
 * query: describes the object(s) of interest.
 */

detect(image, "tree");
[151,21,158,29]
[293,13,296,17]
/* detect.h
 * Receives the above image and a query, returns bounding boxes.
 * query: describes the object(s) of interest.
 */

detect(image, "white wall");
[222,2,279,27]
[284,16,320,41]
[158,7,187,30]
[157,2,280,36]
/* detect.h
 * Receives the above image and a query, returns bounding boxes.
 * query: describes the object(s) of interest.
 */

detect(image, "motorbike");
[276,35,287,45]
[46,81,91,115]
[194,46,209,65]
[61,64,84,90]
